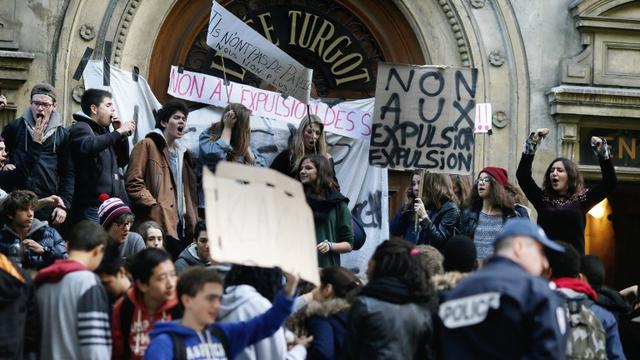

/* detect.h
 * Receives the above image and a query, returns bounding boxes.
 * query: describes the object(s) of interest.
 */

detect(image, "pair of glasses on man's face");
[31,101,54,109]
[114,221,133,228]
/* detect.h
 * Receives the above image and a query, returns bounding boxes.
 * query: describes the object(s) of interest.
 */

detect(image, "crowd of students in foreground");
[4,215,640,359]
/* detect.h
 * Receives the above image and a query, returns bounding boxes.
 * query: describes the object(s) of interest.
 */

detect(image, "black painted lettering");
[385,68,415,92]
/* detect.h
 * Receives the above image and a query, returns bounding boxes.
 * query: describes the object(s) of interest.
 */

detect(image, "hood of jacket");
[554,277,598,301]
[177,243,207,266]
[306,190,349,222]
[218,284,266,320]
[359,276,430,305]
[432,271,470,293]
[1,218,49,240]
[21,108,63,143]
[125,285,179,315]
[146,129,187,156]
[305,298,351,318]
[33,259,86,286]
[72,111,110,134]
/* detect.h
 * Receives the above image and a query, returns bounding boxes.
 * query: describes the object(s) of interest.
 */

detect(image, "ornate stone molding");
[488,49,505,67]
[470,0,486,9]
[437,0,471,67]
[114,0,142,66]
[79,24,96,41]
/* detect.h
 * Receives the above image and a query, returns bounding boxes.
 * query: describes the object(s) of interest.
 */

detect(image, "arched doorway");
[148,0,425,104]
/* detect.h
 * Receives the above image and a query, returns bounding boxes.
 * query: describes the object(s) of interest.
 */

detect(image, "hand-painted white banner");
[83,61,162,148]
[168,66,373,140]
[207,1,313,103]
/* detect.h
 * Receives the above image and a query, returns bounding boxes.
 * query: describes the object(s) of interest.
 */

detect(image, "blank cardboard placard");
[203,163,319,285]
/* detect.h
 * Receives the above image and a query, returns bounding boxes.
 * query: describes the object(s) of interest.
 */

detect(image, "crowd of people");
[0,83,639,359]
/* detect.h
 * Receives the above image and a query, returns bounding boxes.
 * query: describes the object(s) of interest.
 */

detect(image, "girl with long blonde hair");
[271,114,332,178]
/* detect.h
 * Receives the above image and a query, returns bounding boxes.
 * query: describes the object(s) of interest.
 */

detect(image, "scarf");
[306,190,348,222]
[554,277,598,301]
[359,277,428,305]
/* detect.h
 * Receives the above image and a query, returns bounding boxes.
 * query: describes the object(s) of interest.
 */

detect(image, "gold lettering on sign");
[286,10,371,87]
[257,13,279,46]
[619,137,637,160]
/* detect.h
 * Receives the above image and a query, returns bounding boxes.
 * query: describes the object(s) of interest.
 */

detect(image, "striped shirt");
[473,212,504,261]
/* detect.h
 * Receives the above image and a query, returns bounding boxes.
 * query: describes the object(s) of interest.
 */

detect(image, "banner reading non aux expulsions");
[369,63,478,174]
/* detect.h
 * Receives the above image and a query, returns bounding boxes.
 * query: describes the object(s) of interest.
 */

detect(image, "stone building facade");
[1,0,639,286]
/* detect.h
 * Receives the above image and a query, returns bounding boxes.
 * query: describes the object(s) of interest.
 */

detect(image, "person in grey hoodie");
[1,83,74,225]
[174,220,230,276]
[218,265,309,360]
[0,190,66,270]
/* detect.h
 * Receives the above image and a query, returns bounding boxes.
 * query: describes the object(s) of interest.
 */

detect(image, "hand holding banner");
[207,1,313,104]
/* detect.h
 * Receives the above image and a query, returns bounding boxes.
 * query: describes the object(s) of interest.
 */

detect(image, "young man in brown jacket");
[125,100,197,258]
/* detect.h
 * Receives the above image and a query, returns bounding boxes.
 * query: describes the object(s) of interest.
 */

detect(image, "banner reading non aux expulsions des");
[167,66,373,140]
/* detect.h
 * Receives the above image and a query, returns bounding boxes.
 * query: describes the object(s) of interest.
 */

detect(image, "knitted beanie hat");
[97,193,132,229]
[480,166,508,188]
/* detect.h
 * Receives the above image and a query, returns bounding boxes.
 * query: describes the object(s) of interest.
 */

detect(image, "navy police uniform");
[438,256,567,359]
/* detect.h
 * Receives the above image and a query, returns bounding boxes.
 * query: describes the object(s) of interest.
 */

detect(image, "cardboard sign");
[203,163,320,285]
[207,1,313,103]
[167,66,372,140]
[369,63,478,174]
[474,103,492,133]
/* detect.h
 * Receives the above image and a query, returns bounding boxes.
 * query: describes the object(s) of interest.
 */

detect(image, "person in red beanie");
[456,166,529,261]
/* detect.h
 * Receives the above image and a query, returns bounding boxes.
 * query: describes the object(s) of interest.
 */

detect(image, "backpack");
[351,214,366,250]
[169,325,231,360]
[561,295,608,360]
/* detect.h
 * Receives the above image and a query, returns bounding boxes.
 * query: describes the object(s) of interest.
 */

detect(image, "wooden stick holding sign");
[414,169,426,233]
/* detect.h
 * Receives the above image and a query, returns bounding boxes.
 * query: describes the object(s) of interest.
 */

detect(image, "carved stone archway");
[148,0,426,104]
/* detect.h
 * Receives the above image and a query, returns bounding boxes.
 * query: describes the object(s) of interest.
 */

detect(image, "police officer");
[437,218,567,359]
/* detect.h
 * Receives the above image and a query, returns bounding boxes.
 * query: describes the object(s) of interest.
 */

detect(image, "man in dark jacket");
[175,220,225,275]
[69,88,135,223]
[0,252,39,360]
[0,190,67,271]
[438,218,567,359]
[1,83,74,225]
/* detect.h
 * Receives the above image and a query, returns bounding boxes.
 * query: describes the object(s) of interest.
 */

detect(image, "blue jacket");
[437,256,567,359]
[144,291,294,360]
[0,219,67,270]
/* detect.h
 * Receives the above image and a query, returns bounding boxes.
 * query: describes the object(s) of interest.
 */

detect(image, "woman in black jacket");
[414,173,460,250]
[343,239,436,359]
[516,128,616,254]
[457,167,528,261]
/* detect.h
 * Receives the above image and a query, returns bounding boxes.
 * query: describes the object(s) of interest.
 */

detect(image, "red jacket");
[111,286,179,360]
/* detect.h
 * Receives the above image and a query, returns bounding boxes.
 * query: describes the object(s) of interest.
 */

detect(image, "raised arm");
[516,128,549,210]
[70,122,126,156]
[582,137,617,211]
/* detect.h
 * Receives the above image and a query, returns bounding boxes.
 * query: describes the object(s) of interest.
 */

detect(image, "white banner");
[168,66,372,140]
[83,61,162,147]
[207,1,313,103]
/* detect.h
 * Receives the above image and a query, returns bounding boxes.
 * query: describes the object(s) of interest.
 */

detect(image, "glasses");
[477,177,492,185]
[114,221,133,228]
[31,101,54,109]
